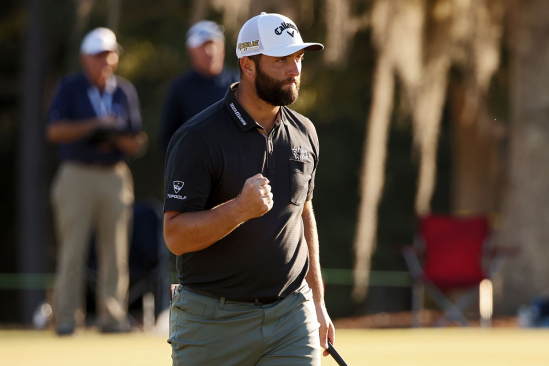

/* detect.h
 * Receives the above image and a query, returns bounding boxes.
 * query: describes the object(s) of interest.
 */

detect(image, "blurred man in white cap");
[46,27,148,335]
[164,13,333,365]
[159,20,238,153]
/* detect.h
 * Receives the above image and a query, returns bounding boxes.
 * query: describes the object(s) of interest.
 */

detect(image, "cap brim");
[187,35,225,49]
[81,44,122,55]
[262,43,324,57]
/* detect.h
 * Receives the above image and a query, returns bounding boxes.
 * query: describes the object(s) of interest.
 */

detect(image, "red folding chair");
[402,214,508,327]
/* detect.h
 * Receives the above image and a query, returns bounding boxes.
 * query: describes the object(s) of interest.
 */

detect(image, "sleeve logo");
[173,181,184,193]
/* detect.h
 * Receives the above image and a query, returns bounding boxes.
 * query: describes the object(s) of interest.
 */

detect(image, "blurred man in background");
[46,28,148,336]
[159,20,238,153]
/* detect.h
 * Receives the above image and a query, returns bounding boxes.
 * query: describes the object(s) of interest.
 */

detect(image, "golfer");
[164,12,334,365]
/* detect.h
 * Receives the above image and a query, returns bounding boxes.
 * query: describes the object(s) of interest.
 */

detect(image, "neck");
[236,79,279,132]
[85,73,107,91]
[94,82,106,92]
[193,64,222,79]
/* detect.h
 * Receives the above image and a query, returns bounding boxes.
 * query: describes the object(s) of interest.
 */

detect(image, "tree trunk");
[449,83,499,214]
[107,0,122,32]
[18,0,47,324]
[352,51,394,301]
[497,0,549,314]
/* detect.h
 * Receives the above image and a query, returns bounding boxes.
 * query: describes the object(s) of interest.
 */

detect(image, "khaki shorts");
[168,283,321,366]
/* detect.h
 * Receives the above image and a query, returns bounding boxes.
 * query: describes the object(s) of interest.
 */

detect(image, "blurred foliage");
[0,0,467,318]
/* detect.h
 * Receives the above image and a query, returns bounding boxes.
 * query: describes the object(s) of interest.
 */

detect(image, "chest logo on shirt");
[292,146,309,161]
[173,181,184,193]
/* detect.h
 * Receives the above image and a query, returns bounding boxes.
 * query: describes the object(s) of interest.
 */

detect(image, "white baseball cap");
[80,28,121,55]
[186,21,225,48]
[236,12,323,58]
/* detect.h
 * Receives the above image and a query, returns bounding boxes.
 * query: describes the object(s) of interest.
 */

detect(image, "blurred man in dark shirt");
[159,20,238,153]
[47,27,148,336]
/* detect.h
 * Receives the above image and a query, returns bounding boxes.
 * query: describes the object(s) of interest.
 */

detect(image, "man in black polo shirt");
[159,20,238,153]
[164,13,334,365]
[47,28,147,335]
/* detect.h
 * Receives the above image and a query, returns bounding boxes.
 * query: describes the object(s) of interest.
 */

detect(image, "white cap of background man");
[236,12,323,58]
[80,27,122,55]
[186,20,225,48]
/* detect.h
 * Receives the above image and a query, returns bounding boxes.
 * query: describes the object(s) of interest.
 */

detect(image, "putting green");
[1,328,548,365]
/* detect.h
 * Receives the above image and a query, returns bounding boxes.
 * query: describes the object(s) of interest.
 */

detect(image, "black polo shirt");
[164,83,319,300]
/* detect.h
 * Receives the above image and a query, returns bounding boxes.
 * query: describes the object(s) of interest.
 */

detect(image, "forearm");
[303,201,324,305]
[164,198,246,255]
[115,131,148,157]
[46,119,99,143]
[302,200,335,353]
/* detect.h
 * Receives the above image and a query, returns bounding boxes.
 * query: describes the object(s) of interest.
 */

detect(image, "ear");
[240,57,256,80]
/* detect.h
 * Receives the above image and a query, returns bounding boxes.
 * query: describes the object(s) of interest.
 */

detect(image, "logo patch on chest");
[292,146,309,161]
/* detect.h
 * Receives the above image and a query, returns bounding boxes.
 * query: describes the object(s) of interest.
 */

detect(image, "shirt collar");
[81,72,117,95]
[104,75,117,94]
[223,82,288,131]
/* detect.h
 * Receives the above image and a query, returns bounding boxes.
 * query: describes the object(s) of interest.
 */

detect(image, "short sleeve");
[48,79,71,123]
[306,169,316,202]
[164,128,213,213]
[305,129,319,202]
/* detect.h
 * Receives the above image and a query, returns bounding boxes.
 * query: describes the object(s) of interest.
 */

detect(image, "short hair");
[238,54,262,77]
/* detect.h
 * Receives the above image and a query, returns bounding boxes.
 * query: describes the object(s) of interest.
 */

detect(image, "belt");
[182,286,283,305]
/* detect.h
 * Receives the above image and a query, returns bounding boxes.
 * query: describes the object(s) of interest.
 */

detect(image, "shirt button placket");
[268,136,275,175]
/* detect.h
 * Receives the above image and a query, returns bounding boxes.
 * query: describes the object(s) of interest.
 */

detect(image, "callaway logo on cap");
[236,12,324,58]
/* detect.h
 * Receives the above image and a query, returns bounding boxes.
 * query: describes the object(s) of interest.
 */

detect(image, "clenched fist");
[235,174,274,220]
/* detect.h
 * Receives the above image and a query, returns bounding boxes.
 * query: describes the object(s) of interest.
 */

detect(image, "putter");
[327,341,348,366]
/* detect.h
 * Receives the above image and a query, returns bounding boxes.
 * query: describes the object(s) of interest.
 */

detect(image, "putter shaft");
[327,341,348,366]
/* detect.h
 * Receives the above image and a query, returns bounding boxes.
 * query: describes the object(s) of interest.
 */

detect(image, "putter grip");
[327,341,348,366]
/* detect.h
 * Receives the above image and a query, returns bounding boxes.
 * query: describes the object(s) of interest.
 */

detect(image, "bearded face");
[254,60,300,107]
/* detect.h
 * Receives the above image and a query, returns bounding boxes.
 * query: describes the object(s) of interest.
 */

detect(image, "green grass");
[1,328,549,365]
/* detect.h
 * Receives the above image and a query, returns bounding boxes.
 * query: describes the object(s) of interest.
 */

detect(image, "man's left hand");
[315,302,335,357]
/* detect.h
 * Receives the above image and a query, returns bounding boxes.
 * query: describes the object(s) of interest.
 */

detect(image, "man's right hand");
[235,174,273,220]
[164,174,273,255]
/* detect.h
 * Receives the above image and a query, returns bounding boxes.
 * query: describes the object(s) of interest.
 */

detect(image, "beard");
[254,64,300,106]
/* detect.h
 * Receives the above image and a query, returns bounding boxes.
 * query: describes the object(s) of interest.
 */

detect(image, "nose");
[105,52,119,66]
[203,44,218,58]
[288,58,301,78]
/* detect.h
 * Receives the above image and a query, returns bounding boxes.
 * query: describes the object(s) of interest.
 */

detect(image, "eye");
[278,57,286,62]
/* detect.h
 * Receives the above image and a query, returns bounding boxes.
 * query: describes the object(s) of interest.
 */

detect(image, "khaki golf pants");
[51,162,133,329]
[168,282,321,366]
